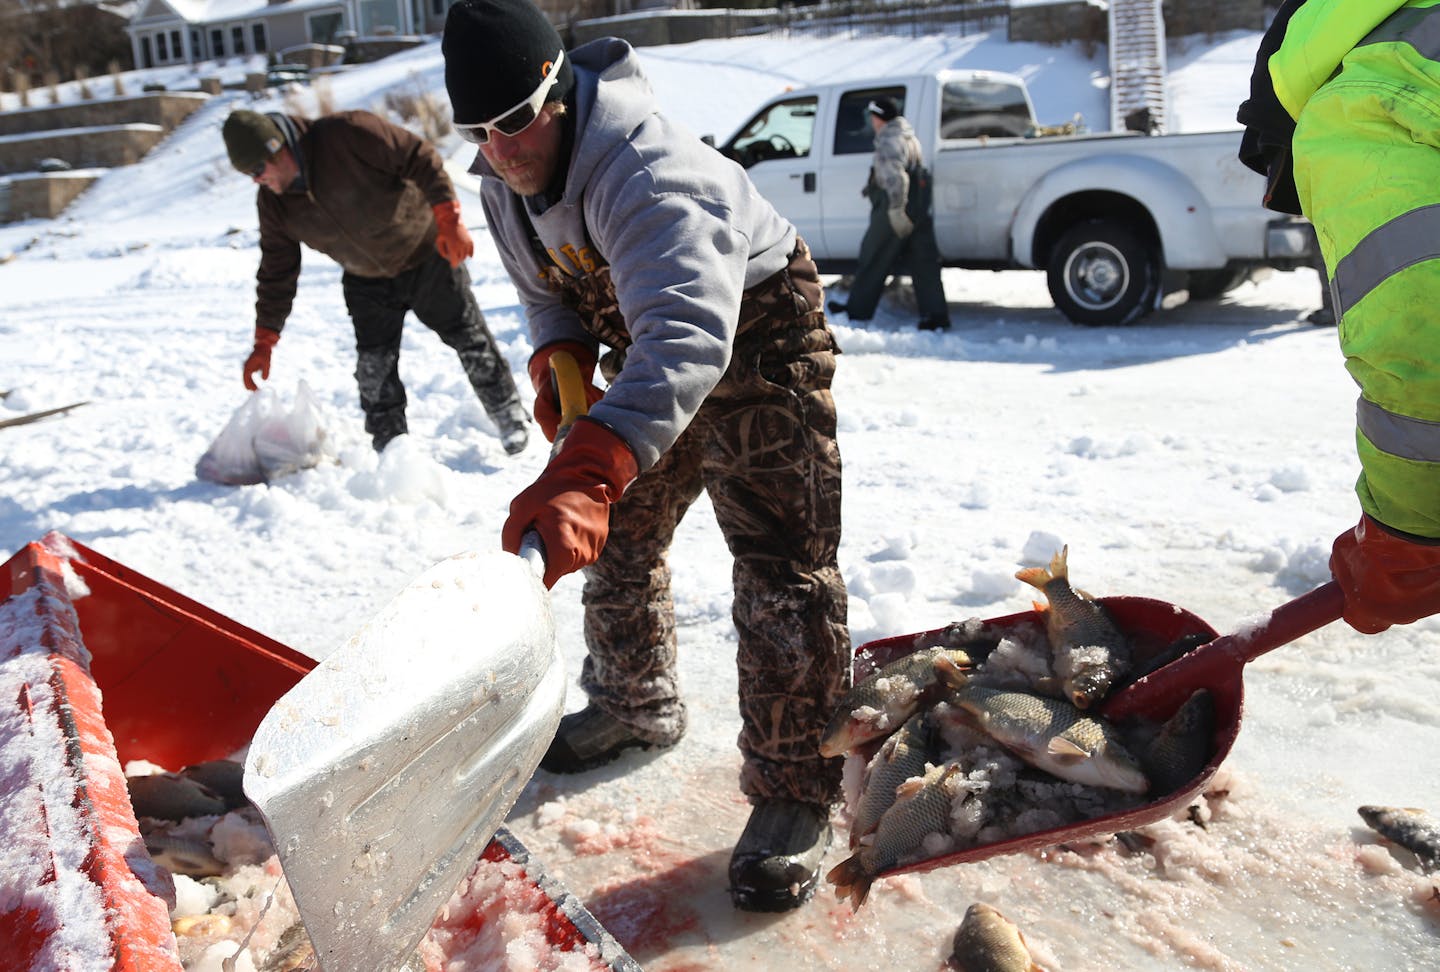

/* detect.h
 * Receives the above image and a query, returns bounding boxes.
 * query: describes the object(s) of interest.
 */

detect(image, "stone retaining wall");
[1,170,102,222]
[0,125,165,175]
[0,93,209,138]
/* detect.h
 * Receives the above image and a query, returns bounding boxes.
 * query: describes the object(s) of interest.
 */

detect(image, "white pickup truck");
[714,69,1314,325]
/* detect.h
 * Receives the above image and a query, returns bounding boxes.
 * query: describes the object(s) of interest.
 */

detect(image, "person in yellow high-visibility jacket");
[1240,0,1440,633]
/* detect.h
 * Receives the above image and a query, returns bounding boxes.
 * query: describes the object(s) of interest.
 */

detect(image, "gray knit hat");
[442,0,574,127]
[222,110,284,172]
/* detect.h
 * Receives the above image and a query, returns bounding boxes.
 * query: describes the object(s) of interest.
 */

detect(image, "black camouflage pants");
[344,252,522,448]
[557,241,852,807]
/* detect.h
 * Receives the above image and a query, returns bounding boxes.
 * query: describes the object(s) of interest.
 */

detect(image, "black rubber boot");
[539,706,673,774]
[728,798,832,912]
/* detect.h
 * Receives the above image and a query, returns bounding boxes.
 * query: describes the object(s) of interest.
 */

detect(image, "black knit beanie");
[443,0,574,126]
[868,96,901,123]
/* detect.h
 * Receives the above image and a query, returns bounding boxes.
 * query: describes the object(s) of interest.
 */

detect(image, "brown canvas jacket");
[253,110,457,332]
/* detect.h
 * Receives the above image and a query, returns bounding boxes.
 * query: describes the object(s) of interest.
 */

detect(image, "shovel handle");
[519,531,546,579]
[1224,580,1344,664]
[549,350,591,437]
[1102,581,1344,721]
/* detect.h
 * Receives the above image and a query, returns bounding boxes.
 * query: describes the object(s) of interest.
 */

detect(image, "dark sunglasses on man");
[455,49,565,145]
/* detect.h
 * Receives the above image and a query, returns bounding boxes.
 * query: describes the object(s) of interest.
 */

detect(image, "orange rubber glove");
[432,200,474,268]
[243,326,280,391]
[1330,513,1440,633]
[527,341,606,442]
[502,419,638,589]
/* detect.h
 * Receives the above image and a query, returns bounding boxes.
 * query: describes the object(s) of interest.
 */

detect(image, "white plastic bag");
[196,381,331,485]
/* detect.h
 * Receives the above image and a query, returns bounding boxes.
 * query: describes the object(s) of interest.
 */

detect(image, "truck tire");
[1046,221,1160,326]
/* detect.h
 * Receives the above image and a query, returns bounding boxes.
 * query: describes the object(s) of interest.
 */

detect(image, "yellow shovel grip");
[548,349,590,437]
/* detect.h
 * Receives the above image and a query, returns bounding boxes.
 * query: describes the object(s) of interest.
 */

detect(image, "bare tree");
[1,0,133,93]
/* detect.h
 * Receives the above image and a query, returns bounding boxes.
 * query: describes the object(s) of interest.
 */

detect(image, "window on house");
[431,0,444,16]
[308,12,344,45]
[170,30,182,61]
[253,23,268,53]
[359,0,400,35]
[141,36,153,69]
[191,30,201,59]
[232,26,245,54]
[156,32,168,61]
[211,29,224,57]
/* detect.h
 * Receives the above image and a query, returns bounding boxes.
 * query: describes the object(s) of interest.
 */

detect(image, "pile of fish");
[126,758,320,971]
[824,547,1216,907]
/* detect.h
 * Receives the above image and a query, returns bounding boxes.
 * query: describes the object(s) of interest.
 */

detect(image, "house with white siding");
[124,0,457,68]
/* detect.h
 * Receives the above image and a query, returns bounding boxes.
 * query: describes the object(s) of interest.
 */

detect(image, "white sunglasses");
[455,49,565,145]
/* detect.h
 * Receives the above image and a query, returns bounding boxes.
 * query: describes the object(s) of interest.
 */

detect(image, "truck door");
[719,96,822,248]
[823,85,908,260]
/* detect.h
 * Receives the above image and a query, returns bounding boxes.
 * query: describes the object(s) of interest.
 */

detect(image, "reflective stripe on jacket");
[1274,0,1440,535]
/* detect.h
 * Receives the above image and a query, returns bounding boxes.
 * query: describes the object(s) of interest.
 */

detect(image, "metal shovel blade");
[242,550,565,972]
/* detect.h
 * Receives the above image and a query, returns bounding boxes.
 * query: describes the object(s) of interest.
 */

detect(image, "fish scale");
[1015,546,1132,709]
[950,902,1042,972]
[1358,805,1440,872]
[820,646,971,757]
[851,711,935,847]
[828,762,967,908]
[950,685,1148,794]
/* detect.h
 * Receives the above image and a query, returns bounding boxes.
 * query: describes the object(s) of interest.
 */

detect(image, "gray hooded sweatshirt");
[471,38,797,470]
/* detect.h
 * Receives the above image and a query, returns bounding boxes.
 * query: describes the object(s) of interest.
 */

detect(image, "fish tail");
[826,856,874,908]
[1049,545,1070,581]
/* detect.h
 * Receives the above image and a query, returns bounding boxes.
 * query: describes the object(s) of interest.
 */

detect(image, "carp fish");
[948,685,1148,794]
[820,646,972,757]
[1015,546,1131,709]
[829,762,968,908]
[851,710,936,848]
[1139,688,1214,794]
[949,902,1044,972]
[1358,805,1440,873]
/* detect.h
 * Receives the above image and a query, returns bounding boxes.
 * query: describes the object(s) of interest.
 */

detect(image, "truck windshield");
[940,79,1034,139]
[722,97,816,169]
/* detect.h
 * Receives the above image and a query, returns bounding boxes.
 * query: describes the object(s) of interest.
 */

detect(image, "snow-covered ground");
[3,27,1438,971]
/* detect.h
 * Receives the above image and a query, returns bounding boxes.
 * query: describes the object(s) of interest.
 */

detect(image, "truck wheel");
[1047,222,1160,326]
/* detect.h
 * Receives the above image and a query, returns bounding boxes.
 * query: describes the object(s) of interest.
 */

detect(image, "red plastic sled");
[0,532,637,971]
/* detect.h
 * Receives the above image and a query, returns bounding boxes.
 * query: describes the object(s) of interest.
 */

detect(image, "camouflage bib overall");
[540,237,852,805]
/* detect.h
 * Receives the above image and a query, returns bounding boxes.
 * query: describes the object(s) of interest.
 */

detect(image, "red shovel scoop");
[849,581,1344,876]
